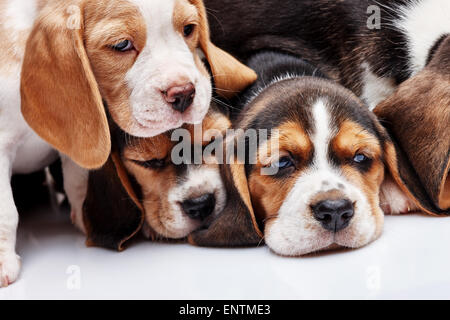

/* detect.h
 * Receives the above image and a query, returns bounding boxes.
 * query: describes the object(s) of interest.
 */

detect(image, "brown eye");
[183,24,195,37]
[111,40,134,52]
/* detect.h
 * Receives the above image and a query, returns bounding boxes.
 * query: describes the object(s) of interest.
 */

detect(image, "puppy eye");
[353,154,370,164]
[133,159,166,169]
[271,156,295,170]
[111,40,134,52]
[183,24,195,37]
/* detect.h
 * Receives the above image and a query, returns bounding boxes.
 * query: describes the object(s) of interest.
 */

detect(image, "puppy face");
[235,78,389,256]
[21,0,256,169]
[84,0,211,137]
[121,112,230,239]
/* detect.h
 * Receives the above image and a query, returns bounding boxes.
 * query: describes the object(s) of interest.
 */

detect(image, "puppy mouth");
[131,106,208,138]
[132,116,184,137]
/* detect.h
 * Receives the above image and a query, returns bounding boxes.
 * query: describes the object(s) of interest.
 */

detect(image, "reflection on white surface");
[2,205,450,299]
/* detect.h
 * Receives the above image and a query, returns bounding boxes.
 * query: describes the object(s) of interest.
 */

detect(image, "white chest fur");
[0,0,57,174]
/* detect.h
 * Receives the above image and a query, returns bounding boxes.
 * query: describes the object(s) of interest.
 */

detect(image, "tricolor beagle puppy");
[204,0,450,216]
[82,105,231,250]
[189,50,442,256]
[0,0,255,286]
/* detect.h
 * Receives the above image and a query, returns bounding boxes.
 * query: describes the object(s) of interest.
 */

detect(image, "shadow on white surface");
[2,204,450,299]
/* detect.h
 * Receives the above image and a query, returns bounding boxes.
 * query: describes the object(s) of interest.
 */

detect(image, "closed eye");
[132,158,166,170]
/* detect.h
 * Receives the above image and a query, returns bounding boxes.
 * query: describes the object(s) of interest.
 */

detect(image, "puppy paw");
[380,177,418,214]
[0,253,21,287]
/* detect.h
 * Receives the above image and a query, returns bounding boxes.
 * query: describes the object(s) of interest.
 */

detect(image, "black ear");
[189,158,263,247]
[83,153,144,251]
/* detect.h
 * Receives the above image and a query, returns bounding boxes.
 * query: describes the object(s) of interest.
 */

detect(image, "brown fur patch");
[332,121,382,161]
[249,121,313,222]
[332,120,385,227]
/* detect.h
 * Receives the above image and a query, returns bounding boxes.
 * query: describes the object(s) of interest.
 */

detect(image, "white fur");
[3,0,37,59]
[126,0,212,137]
[0,0,59,287]
[360,63,396,110]
[265,99,377,256]
[395,0,450,75]
[379,175,418,215]
[154,165,226,239]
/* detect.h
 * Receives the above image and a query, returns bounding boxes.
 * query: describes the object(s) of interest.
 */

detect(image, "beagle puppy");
[204,0,450,216]
[0,0,255,286]
[82,106,231,250]
[189,51,422,256]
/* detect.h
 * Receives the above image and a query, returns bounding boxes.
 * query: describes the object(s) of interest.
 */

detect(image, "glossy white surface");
[2,206,450,300]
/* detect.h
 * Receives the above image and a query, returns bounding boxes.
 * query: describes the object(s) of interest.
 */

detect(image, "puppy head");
[121,110,230,239]
[21,0,256,169]
[192,77,401,255]
[374,35,450,214]
[83,106,231,249]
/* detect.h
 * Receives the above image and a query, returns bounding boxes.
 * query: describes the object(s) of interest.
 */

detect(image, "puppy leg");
[0,156,21,287]
[60,154,88,234]
[380,174,418,214]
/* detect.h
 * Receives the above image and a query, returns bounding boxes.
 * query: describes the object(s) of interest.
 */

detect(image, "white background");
[2,205,450,300]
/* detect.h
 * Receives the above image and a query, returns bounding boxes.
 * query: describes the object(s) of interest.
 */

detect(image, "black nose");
[181,193,215,220]
[311,199,354,232]
[163,83,195,113]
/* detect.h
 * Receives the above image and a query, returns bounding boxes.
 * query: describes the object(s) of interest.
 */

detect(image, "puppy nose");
[163,83,195,113]
[311,199,354,232]
[181,193,215,220]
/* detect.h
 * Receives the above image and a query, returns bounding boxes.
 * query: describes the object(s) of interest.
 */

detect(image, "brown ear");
[83,153,144,251]
[20,2,110,169]
[374,70,450,214]
[189,136,263,247]
[190,0,257,98]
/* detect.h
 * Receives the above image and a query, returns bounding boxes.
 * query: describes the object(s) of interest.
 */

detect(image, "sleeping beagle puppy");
[204,0,450,216]
[0,0,255,286]
[82,105,231,250]
[189,51,419,256]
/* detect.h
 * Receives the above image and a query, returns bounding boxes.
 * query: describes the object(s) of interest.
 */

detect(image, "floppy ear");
[190,0,257,98]
[189,136,263,247]
[83,153,144,251]
[20,1,110,169]
[374,36,450,214]
[374,92,450,215]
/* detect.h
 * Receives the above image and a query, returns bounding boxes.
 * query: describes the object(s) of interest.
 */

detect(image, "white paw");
[142,223,157,240]
[0,253,21,287]
[380,176,418,214]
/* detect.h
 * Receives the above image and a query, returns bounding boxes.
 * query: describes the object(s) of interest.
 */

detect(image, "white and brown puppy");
[0,0,255,286]
[82,106,231,250]
[190,51,423,256]
[205,0,450,216]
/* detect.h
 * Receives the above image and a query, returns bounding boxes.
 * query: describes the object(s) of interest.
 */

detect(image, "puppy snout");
[181,193,215,220]
[311,199,354,232]
[162,82,195,113]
